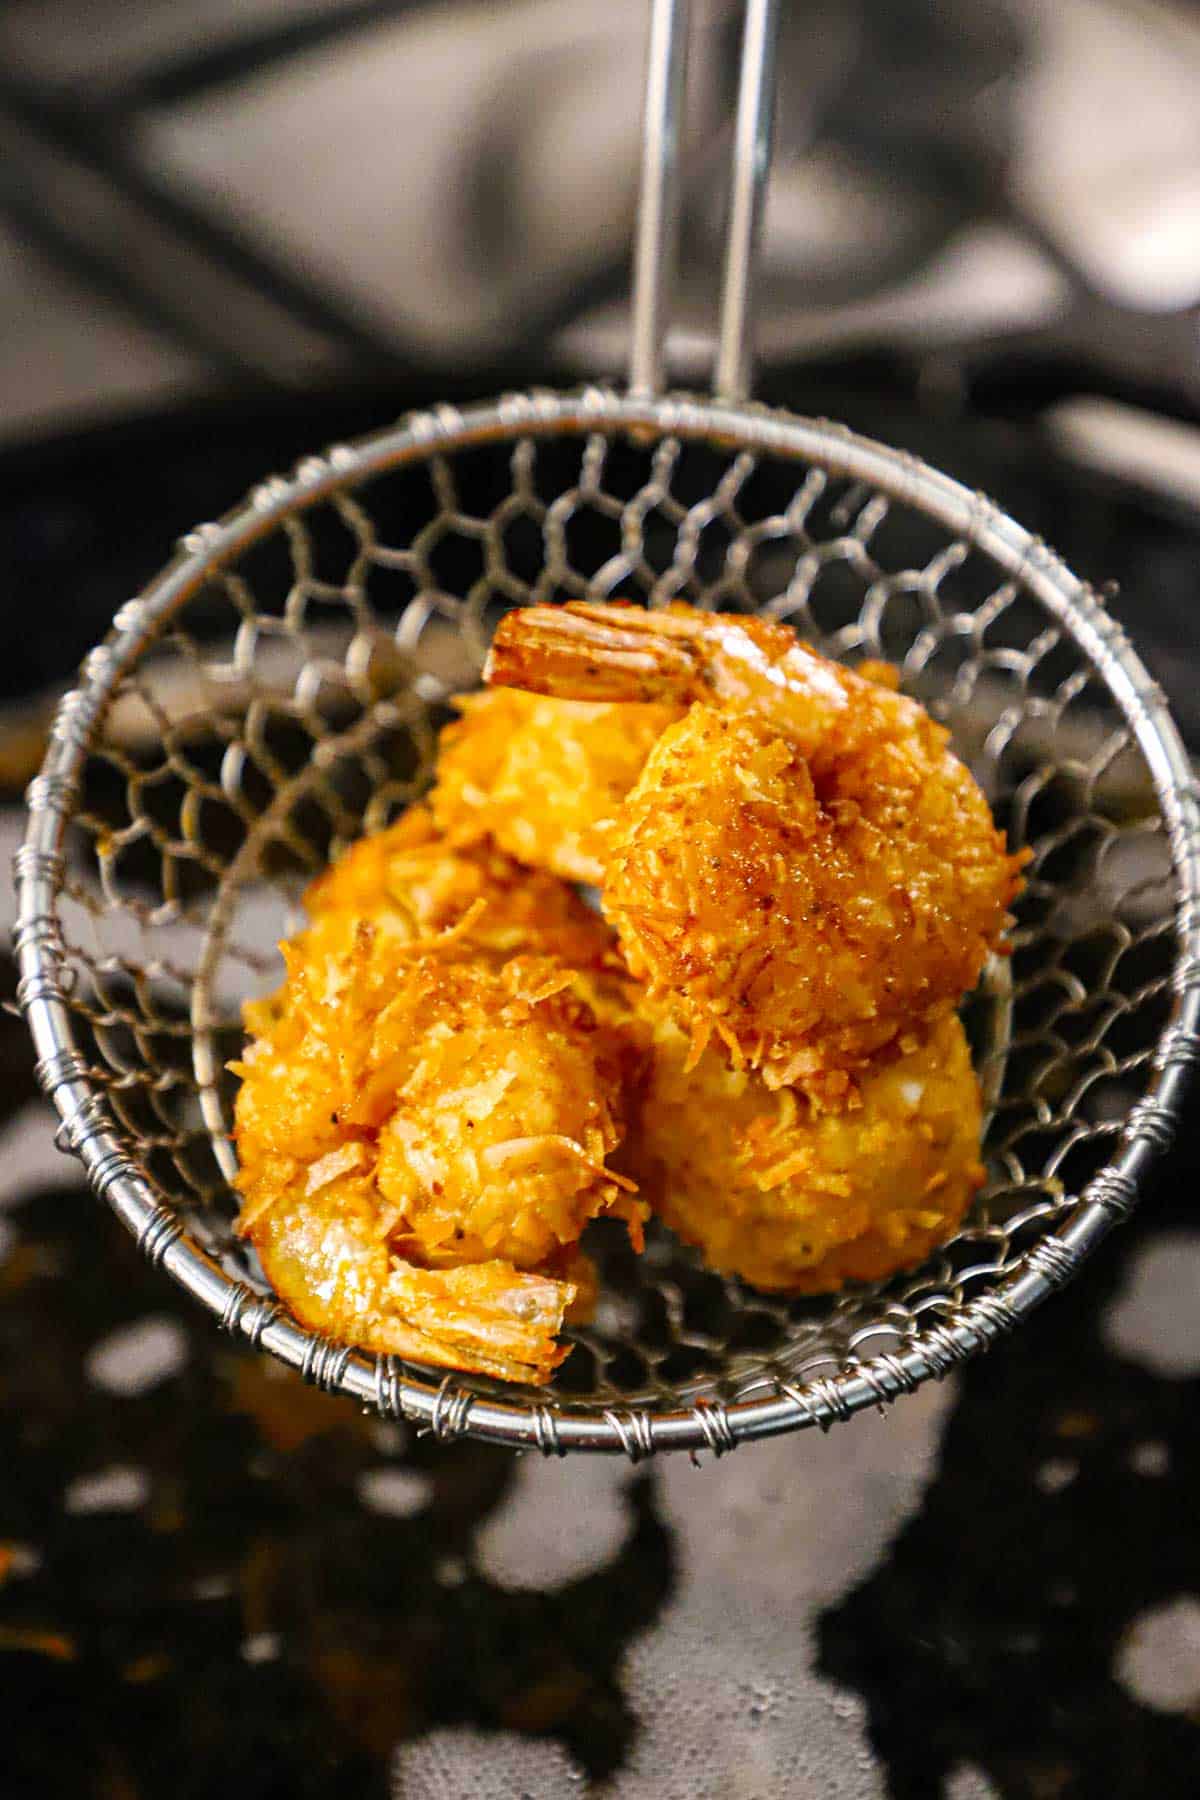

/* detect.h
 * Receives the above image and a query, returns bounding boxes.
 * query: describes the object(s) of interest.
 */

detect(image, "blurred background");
[1,0,1199,434]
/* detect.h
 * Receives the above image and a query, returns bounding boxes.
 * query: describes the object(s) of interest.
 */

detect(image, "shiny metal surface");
[714,0,781,401]
[630,0,781,400]
[628,0,691,398]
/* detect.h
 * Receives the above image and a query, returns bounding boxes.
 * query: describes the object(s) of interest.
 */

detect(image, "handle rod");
[714,0,782,400]
[628,0,692,397]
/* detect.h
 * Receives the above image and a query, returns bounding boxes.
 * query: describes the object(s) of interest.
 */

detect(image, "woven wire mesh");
[16,392,1200,1454]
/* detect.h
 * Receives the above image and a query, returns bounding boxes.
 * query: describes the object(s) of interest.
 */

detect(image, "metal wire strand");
[629,0,692,397]
[628,0,782,399]
[715,0,782,400]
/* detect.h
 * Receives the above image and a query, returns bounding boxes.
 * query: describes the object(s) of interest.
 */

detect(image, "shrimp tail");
[379,1260,574,1384]
[248,1184,576,1386]
[485,603,704,706]
[485,602,847,741]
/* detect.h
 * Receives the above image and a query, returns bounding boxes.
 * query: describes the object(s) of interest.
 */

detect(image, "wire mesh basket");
[14,0,1200,1453]
[14,387,1200,1455]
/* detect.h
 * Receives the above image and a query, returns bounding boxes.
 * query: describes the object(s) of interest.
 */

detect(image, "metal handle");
[628,0,782,400]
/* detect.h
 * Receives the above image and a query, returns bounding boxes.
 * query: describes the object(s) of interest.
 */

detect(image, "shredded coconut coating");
[430,687,680,884]
[627,1005,984,1292]
[605,703,1024,1101]
[488,603,1026,1101]
[232,822,641,1385]
[297,800,616,970]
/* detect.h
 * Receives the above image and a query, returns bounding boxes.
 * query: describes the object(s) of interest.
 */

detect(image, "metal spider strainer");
[14,0,1200,1456]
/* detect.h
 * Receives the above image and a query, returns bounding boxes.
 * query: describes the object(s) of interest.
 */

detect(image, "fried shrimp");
[430,687,681,884]
[233,917,642,1384]
[488,602,1026,1097]
[627,1006,984,1292]
[230,594,1014,1376]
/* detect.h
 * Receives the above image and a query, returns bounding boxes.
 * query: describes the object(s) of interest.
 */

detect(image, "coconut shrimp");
[487,602,1026,1099]
[627,1005,983,1293]
[233,912,643,1384]
[431,688,681,884]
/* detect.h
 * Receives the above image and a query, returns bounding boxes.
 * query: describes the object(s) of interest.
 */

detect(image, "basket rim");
[14,385,1200,1456]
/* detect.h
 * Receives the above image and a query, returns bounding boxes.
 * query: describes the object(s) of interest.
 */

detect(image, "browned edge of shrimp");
[485,601,856,749]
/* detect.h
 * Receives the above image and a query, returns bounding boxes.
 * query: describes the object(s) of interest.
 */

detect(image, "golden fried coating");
[628,1007,984,1292]
[296,801,615,969]
[233,918,641,1383]
[368,956,641,1270]
[606,704,1021,1101]
[430,687,681,884]
[488,603,1026,1098]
